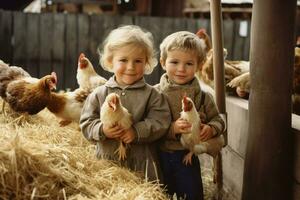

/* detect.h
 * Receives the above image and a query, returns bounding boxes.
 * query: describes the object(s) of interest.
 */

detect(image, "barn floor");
[201,162,218,199]
[199,154,237,200]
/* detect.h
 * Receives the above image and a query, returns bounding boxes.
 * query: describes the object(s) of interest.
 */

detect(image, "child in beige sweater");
[156,31,225,200]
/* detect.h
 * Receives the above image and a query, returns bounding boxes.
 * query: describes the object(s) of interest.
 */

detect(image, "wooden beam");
[210,0,226,114]
[183,7,253,14]
[210,1,227,199]
[242,0,297,199]
[50,0,115,5]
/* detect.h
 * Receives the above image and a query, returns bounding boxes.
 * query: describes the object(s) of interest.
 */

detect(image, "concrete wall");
[220,96,300,199]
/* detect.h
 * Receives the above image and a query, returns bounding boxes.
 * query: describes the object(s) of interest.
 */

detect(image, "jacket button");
[121,92,125,96]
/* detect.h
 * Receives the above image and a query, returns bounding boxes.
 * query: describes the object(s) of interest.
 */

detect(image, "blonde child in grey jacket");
[156,31,225,200]
[80,25,171,181]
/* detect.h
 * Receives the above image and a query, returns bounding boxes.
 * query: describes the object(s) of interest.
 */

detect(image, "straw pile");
[0,99,219,200]
[0,100,168,200]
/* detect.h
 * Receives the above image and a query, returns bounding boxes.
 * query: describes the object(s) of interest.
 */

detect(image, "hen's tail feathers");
[74,88,92,103]
[227,72,250,90]
[115,140,127,161]
[193,135,225,158]
[227,73,244,88]
[227,76,240,88]
[0,61,31,99]
[59,120,72,127]
[194,144,208,155]
[206,135,225,157]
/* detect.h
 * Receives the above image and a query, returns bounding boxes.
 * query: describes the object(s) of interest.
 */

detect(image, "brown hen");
[0,60,57,114]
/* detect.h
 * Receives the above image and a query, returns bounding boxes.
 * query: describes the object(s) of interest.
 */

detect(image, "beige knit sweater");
[155,73,225,151]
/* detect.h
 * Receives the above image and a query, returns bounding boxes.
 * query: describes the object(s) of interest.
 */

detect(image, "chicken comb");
[111,93,119,105]
[196,28,206,38]
[51,72,57,83]
[79,53,85,62]
[115,94,119,105]
[182,93,188,103]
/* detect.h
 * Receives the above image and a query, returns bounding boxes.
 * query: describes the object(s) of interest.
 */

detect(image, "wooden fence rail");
[0,10,250,89]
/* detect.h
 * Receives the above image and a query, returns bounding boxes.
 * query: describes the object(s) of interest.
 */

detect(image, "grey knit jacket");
[80,76,171,181]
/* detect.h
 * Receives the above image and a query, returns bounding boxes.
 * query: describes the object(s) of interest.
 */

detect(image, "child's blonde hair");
[160,31,206,67]
[99,25,157,74]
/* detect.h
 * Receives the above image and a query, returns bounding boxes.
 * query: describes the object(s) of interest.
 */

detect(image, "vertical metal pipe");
[242,0,296,200]
[210,1,226,198]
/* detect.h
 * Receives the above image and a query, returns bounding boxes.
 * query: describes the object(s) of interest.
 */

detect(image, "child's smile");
[164,50,199,85]
[111,45,146,86]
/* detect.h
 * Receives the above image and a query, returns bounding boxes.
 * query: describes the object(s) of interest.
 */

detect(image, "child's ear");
[160,58,166,70]
[106,56,113,67]
[197,61,204,72]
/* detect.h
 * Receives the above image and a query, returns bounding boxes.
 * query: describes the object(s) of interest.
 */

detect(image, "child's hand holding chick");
[199,124,214,141]
[173,118,192,135]
[120,127,136,144]
[103,124,124,139]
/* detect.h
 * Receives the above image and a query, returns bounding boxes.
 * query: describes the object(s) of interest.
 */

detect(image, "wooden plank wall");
[0,10,251,90]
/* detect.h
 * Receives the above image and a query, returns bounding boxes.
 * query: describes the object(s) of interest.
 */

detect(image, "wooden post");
[210,1,226,112]
[242,0,297,200]
[210,0,226,198]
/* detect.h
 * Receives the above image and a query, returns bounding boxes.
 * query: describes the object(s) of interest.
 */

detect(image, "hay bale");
[0,100,168,200]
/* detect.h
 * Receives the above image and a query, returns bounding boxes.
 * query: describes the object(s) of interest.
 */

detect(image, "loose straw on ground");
[0,100,221,200]
[0,101,168,200]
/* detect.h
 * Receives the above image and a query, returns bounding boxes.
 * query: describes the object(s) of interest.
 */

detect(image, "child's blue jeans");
[159,150,204,200]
